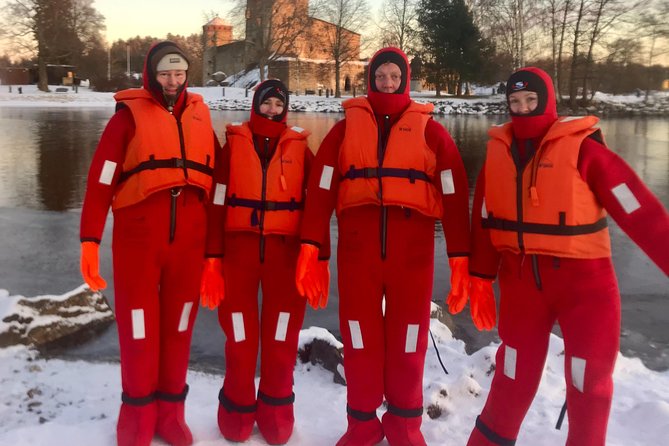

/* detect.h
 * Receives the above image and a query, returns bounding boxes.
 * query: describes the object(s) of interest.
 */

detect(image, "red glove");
[80,241,107,291]
[470,277,496,330]
[296,244,324,309]
[446,257,470,314]
[200,258,225,309]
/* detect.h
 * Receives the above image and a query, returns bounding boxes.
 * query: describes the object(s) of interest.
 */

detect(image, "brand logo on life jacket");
[398,125,412,132]
[281,158,293,164]
[512,81,528,91]
[538,161,553,168]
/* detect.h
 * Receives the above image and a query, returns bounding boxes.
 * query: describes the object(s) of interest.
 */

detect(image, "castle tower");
[203,17,233,49]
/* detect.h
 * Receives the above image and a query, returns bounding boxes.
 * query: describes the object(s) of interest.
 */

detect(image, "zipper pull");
[530,186,539,207]
[280,174,287,191]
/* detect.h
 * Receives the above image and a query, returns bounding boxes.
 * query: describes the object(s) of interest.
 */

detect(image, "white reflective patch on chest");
[231,122,243,126]
[99,160,117,185]
[504,345,517,379]
[291,126,304,133]
[319,165,334,190]
[481,199,488,218]
[213,183,227,206]
[440,169,455,195]
[611,183,641,214]
[571,356,586,392]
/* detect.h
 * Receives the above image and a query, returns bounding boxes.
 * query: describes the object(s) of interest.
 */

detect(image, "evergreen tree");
[417,0,496,96]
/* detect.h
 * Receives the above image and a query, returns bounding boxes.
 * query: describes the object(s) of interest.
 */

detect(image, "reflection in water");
[0,108,666,210]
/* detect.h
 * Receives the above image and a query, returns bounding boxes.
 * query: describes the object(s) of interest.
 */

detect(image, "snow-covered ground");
[2,83,667,116]
[1,291,668,446]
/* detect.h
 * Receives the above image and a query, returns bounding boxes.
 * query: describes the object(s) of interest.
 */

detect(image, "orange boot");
[336,407,384,446]
[256,391,295,445]
[217,389,256,442]
[155,386,193,446]
[117,395,157,446]
[381,406,427,446]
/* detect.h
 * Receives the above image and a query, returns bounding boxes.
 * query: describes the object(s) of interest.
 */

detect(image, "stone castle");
[202,0,366,94]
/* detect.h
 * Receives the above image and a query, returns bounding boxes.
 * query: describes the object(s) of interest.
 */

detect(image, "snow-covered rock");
[0,286,114,350]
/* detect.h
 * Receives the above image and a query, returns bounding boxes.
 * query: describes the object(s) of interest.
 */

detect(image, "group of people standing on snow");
[79,40,669,446]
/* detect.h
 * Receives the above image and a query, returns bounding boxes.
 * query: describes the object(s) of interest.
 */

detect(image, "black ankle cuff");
[218,388,257,413]
[347,405,377,421]
[475,415,516,446]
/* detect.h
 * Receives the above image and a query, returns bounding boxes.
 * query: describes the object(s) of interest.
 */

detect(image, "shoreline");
[2,85,668,116]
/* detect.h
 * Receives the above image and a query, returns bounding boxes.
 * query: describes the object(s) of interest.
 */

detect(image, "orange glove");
[80,241,107,291]
[200,258,225,309]
[312,260,330,309]
[446,257,470,314]
[295,244,324,309]
[470,277,496,331]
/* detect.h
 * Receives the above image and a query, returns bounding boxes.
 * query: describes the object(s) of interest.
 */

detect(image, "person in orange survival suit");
[459,67,669,446]
[199,79,330,445]
[79,41,221,446]
[295,47,471,446]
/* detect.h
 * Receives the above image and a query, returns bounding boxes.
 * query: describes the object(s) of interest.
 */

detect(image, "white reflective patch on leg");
[232,312,246,342]
[405,324,419,353]
[337,363,346,382]
[504,345,517,379]
[611,183,640,214]
[319,165,334,190]
[481,199,488,218]
[440,169,455,195]
[349,320,364,349]
[131,309,145,340]
[177,302,193,332]
[98,160,117,185]
[571,357,586,392]
[275,312,290,342]
[213,183,227,206]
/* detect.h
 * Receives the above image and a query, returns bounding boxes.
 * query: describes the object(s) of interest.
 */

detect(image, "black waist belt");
[482,215,608,235]
[228,196,303,211]
[119,156,213,183]
[343,166,430,184]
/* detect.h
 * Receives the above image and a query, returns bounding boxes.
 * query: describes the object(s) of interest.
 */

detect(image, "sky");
[94,0,385,44]
[2,286,669,445]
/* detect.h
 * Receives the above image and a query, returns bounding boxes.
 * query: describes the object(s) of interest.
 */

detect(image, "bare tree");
[578,0,639,104]
[376,0,418,53]
[228,0,312,82]
[313,0,369,98]
[638,2,669,101]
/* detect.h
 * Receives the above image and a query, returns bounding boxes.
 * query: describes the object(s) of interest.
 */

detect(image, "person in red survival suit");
[458,67,669,446]
[79,41,221,446]
[199,79,330,445]
[295,47,471,446]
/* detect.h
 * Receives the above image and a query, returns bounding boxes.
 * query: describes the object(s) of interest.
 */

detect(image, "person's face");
[259,97,285,119]
[155,70,187,96]
[374,62,402,93]
[508,90,539,114]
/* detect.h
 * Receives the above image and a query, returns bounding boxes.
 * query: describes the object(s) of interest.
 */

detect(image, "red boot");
[256,391,295,445]
[381,406,426,446]
[217,389,256,442]
[155,386,193,446]
[336,408,384,446]
[117,395,157,446]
